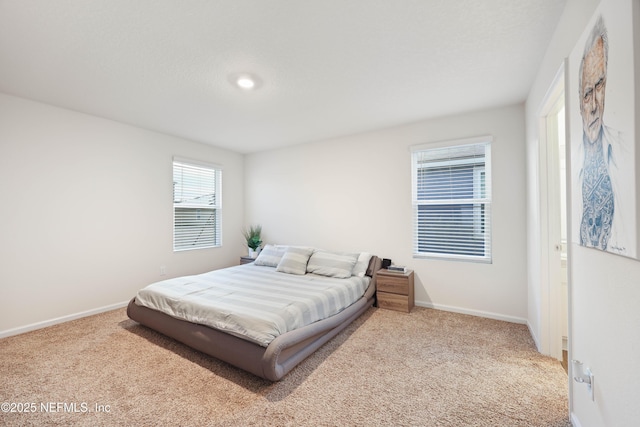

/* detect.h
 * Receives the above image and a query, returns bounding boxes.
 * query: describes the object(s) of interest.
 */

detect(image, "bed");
[127,246,381,381]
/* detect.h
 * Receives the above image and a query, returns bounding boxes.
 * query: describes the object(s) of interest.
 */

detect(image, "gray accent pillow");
[276,247,314,275]
[351,252,372,277]
[254,244,287,267]
[306,250,359,279]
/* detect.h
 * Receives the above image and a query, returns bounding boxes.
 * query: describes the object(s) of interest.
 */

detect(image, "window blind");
[173,159,222,251]
[411,139,492,262]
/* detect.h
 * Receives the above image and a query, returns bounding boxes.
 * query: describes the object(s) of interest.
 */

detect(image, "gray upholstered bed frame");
[126,256,381,381]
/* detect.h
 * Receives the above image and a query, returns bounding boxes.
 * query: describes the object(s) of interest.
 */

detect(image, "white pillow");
[254,244,287,267]
[276,247,314,275]
[351,252,372,277]
[306,250,359,279]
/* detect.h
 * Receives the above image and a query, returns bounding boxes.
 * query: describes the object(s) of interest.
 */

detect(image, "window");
[411,136,492,262]
[173,158,222,251]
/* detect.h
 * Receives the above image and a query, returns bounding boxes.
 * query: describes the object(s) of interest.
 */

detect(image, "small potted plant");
[243,224,263,258]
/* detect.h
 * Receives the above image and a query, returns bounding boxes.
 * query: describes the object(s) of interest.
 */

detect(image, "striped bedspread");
[134,263,371,347]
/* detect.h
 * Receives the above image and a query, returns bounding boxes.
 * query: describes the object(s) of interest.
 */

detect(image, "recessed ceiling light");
[230,73,261,91]
[237,76,255,89]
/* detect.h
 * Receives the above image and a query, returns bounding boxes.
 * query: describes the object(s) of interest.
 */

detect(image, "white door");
[546,95,568,360]
[539,66,569,361]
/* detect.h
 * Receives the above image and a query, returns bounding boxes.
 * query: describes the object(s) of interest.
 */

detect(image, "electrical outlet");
[160,265,167,276]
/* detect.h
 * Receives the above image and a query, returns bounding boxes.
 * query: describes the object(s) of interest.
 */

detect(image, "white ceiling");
[0,0,566,154]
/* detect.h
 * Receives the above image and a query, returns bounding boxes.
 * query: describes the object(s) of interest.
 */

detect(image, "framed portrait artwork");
[568,0,639,259]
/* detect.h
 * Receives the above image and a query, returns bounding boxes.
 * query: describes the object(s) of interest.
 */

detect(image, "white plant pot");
[248,247,261,259]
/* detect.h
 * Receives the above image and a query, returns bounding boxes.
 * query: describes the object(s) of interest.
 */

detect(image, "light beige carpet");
[0,306,570,426]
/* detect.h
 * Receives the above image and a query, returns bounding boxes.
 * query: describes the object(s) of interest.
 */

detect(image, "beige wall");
[245,104,528,322]
[526,0,640,425]
[0,93,244,335]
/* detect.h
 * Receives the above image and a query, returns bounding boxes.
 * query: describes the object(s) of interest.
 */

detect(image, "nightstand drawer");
[377,275,410,295]
[375,269,414,313]
[377,292,411,313]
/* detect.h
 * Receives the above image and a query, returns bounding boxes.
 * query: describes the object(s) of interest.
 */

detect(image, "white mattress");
[134,263,371,347]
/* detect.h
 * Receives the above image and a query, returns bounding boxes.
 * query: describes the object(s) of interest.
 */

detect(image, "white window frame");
[172,157,222,251]
[411,136,492,263]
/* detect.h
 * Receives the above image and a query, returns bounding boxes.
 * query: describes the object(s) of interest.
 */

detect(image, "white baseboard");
[5,300,528,338]
[415,300,528,325]
[0,301,130,339]
[570,412,582,427]
[527,320,541,350]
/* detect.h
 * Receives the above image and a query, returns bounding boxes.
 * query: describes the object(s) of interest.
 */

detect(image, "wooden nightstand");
[240,256,255,265]
[376,269,414,313]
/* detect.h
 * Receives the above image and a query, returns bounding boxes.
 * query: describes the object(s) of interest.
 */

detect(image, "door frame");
[537,62,568,361]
